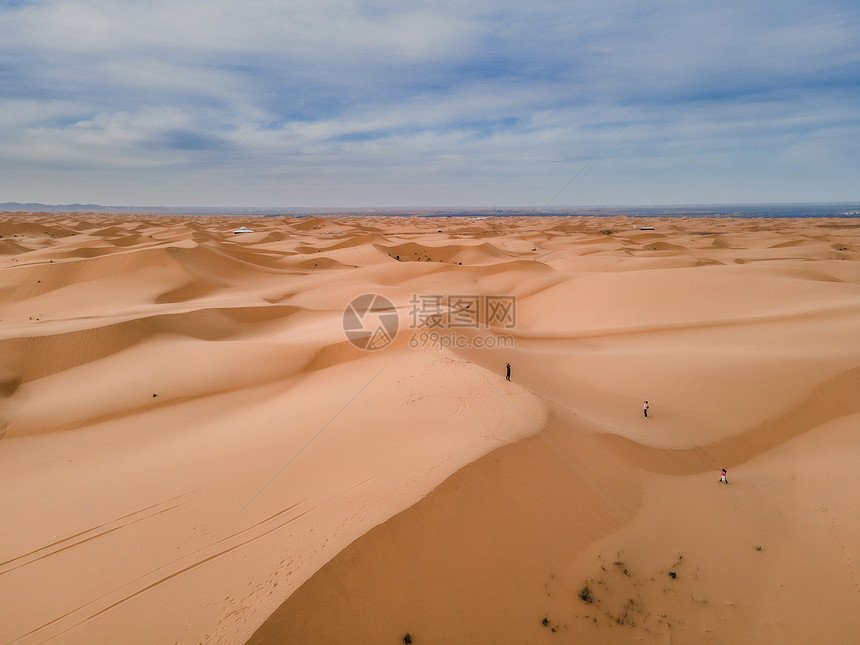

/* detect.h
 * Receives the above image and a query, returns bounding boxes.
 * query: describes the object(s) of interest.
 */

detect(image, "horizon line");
[2,200,860,213]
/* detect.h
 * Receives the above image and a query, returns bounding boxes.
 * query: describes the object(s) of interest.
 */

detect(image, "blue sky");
[1,0,858,207]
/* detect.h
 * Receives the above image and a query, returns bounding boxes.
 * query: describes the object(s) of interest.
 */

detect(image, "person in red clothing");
[643,400,649,418]
[719,468,728,484]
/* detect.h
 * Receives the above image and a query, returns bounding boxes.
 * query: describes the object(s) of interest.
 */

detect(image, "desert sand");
[1,212,859,644]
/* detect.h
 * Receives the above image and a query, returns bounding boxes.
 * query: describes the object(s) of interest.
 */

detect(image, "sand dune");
[1,212,859,644]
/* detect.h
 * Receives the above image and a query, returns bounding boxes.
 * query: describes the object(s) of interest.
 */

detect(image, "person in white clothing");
[643,400,649,418]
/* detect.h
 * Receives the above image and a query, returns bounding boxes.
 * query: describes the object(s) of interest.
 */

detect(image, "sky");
[1,0,858,208]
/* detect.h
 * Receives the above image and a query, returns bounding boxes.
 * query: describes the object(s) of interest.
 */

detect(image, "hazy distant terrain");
[2,202,859,218]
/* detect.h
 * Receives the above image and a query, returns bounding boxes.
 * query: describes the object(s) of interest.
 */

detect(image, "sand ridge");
[1,212,859,644]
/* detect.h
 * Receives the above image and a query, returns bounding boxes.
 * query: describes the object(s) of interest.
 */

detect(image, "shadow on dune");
[596,366,860,475]
[246,402,641,645]
[0,306,301,383]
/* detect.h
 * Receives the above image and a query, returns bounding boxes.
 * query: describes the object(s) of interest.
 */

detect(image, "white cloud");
[0,0,858,206]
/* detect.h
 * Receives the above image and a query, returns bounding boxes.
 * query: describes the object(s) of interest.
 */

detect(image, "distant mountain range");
[0,203,315,216]
[1,202,122,213]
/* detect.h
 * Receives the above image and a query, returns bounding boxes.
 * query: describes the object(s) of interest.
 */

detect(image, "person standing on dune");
[643,400,649,418]
[505,362,511,381]
[719,468,728,484]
